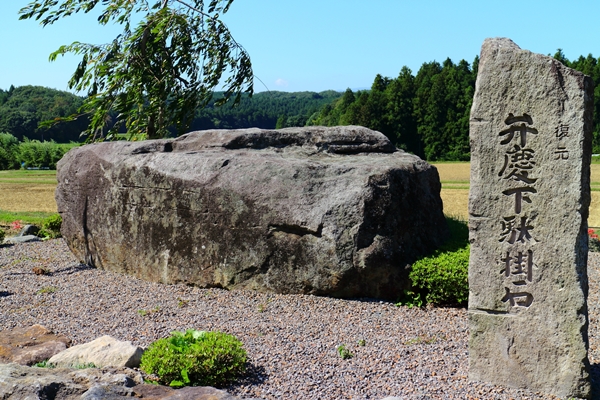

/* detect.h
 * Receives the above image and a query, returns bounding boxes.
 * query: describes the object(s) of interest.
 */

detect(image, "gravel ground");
[1,239,599,399]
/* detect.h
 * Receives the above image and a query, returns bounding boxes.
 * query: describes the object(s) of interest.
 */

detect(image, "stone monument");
[468,38,593,398]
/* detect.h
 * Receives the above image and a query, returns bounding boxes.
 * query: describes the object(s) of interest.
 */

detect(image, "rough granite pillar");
[468,38,593,398]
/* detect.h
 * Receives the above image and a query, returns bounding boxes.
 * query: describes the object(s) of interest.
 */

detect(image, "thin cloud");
[275,78,289,87]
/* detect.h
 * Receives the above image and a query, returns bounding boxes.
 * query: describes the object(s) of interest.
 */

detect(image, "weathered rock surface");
[0,363,142,399]
[48,335,143,368]
[20,224,40,236]
[132,384,246,399]
[0,324,71,365]
[56,126,447,299]
[468,38,593,397]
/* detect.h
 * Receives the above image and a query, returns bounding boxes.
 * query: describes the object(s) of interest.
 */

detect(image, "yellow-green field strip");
[0,171,57,185]
[0,179,57,184]
[441,181,600,191]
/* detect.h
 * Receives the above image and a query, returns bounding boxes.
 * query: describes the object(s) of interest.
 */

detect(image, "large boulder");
[56,126,447,299]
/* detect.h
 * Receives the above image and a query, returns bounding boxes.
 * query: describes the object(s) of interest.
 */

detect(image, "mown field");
[2,163,600,226]
[435,162,600,227]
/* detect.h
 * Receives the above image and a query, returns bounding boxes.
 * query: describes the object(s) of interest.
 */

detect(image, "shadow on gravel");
[0,291,12,297]
[52,263,96,276]
[591,363,600,396]
[226,362,268,390]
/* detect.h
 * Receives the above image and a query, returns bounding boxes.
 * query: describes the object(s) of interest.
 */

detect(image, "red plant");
[10,220,23,231]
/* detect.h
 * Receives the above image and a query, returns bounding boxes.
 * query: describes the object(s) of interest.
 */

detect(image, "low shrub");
[0,228,5,244]
[409,245,469,305]
[402,216,469,306]
[140,329,246,388]
[39,214,62,239]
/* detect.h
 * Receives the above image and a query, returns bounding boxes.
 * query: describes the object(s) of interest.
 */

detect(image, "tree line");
[312,50,600,160]
[3,50,600,162]
[190,90,342,131]
[0,86,341,144]
[0,85,87,143]
[309,58,476,161]
[0,133,78,170]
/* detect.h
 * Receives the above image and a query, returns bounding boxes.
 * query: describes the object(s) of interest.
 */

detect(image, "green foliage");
[20,0,253,141]
[192,90,341,131]
[0,87,341,143]
[337,344,353,360]
[0,209,55,227]
[395,289,424,308]
[404,334,442,346]
[0,137,80,171]
[140,329,247,388]
[0,228,5,244]
[39,214,62,239]
[73,362,97,369]
[0,86,86,142]
[34,360,95,369]
[37,286,59,294]
[33,360,56,368]
[409,246,469,305]
[310,59,476,161]
[17,139,78,170]
[407,216,469,305]
[0,133,21,169]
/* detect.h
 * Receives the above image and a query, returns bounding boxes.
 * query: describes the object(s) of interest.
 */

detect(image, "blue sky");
[2,1,600,93]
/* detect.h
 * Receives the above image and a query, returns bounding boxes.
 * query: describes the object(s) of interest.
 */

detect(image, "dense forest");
[310,59,477,160]
[0,85,87,143]
[189,90,342,131]
[0,86,341,144]
[2,50,600,161]
[313,50,600,160]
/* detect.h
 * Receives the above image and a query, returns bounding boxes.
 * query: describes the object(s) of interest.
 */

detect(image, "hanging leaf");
[20,0,253,141]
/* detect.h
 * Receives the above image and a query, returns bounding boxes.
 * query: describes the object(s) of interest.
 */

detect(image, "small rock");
[80,384,135,400]
[49,335,144,368]
[32,266,50,275]
[11,340,68,366]
[132,384,244,399]
[70,366,143,387]
[19,224,40,237]
[0,324,71,365]
[4,234,42,244]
